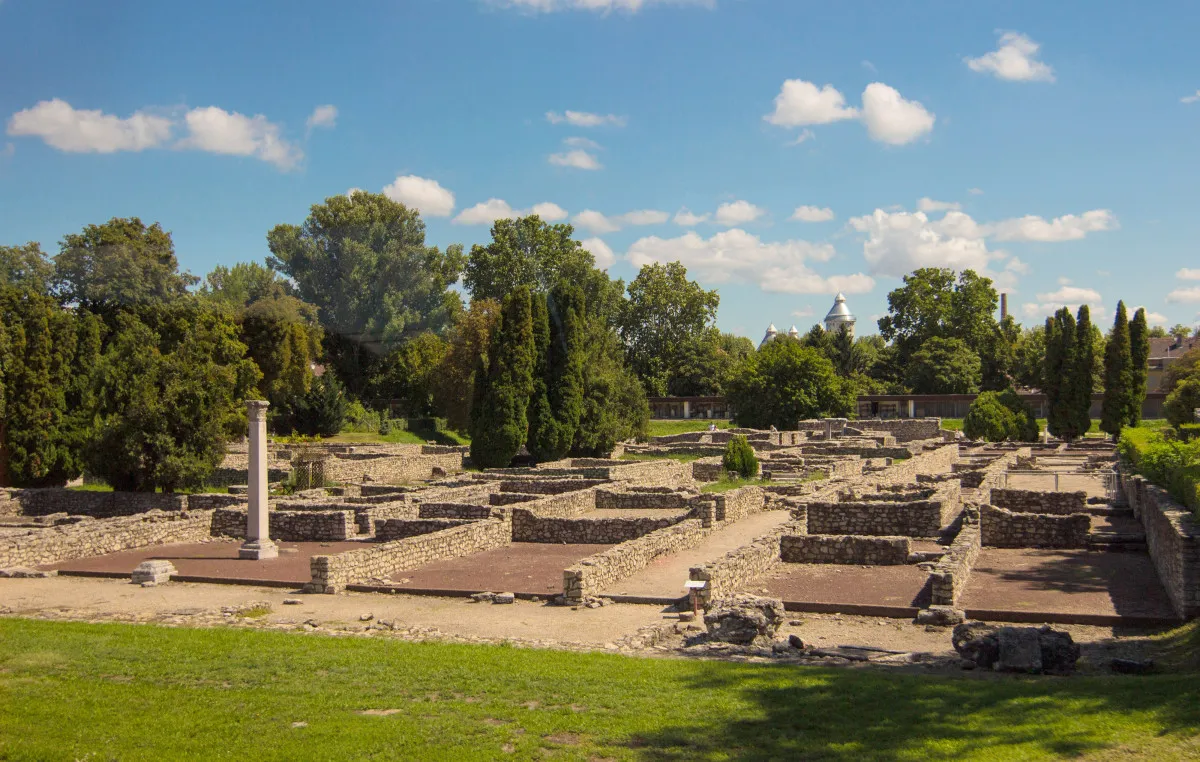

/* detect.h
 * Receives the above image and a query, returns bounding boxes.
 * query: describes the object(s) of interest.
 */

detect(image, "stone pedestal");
[239,400,278,560]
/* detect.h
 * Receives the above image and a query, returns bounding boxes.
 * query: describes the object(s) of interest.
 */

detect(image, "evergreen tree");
[1044,308,1077,440]
[469,287,535,468]
[288,374,348,437]
[544,283,585,458]
[1128,307,1150,426]
[1101,301,1132,439]
[525,291,556,462]
[722,435,758,479]
[1069,305,1095,438]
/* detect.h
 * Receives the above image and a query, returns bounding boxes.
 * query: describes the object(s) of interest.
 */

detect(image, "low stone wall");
[562,518,710,603]
[375,518,477,541]
[498,479,607,495]
[851,418,944,442]
[210,508,355,541]
[2,488,189,518]
[691,457,725,482]
[489,493,539,506]
[991,488,1086,515]
[779,534,911,565]
[706,486,766,523]
[977,449,1032,500]
[595,489,693,510]
[509,488,599,518]
[805,496,949,537]
[1121,473,1199,619]
[689,520,804,606]
[0,509,214,568]
[858,444,959,489]
[417,503,495,519]
[323,451,464,484]
[355,502,418,534]
[184,494,246,511]
[930,520,981,606]
[979,504,1090,548]
[307,517,512,593]
[512,509,687,543]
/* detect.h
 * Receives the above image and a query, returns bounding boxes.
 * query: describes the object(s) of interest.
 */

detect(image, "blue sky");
[2,0,1199,339]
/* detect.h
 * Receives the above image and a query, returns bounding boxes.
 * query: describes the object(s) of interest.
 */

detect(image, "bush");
[722,435,759,479]
[287,375,347,437]
[963,389,1039,442]
[342,401,382,433]
[1119,426,1200,515]
[1164,378,1200,428]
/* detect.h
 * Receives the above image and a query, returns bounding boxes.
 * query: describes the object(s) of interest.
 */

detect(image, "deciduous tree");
[904,337,982,395]
[727,338,854,429]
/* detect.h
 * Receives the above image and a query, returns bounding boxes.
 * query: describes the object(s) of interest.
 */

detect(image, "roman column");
[239,400,278,560]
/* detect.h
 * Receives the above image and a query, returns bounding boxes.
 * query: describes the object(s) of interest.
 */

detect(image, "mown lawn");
[1,619,1197,761]
[646,420,733,437]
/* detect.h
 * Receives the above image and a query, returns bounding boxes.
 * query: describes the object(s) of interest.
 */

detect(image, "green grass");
[646,419,732,438]
[700,476,773,493]
[322,427,470,447]
[66,484,230,494]
[937,418,1165,436]
[0,619,1197,761]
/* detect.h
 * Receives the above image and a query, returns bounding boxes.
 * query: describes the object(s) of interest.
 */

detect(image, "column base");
[239,539,279,560]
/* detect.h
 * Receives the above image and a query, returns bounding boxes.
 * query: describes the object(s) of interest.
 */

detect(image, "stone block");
[131,560,176,584]
[996,627,1042,673]
[704,594,785,645]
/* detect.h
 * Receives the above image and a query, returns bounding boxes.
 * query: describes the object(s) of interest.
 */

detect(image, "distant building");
[760,293,856,348]
[1148,335,1200,391]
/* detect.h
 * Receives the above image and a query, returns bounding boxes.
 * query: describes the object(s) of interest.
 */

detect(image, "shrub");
[1119,426,1200,515]
[963,389,1039,442]
[288,375,347,437]
[1164,378,1200,428]
[722,435,758,479]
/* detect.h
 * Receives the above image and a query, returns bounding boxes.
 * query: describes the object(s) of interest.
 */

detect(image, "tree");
[0,243,54,292]
[1069,305,1096,437]
[1044,308,1086,441]
[619,262,720,395]
[240,295,323,426]
[877,268,1000,370]
[1101,302,1132,439]
[667,330,750,397]
[366,332,449,418]
[726,338,854,429]
[1010,325,1046,389]
[964,389,1039,442]
[980,315,1021,391]
[1164,378,1200,427]
[267,192,464,394]
[722,435,758,479]
[469,287,536,468]
[431,299,501,432]
[1170,324,1192,342]
[1147,325,1169,339]
[199,261,295,308]
[1129,307,1150,426]
[286,374,349,437]
[904,337,982,394]
[1163,347,1200,392]
[527,283,585,462]
[54,218,197,313]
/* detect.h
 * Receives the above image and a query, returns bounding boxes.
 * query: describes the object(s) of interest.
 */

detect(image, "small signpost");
[684,579,707,618]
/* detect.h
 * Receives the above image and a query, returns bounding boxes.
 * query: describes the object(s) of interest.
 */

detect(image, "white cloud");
[764,79,859,128]
[580,237,615,269]
[966,31,1055,82]
[626,228,873,295]
[492,0,713,12]
[306,104,337,129]
[545,110,626,127]
[674,208,708,226]
[177,106,302,170]
[620,209,670,225]
[1020,285,1104,319]
[548,149,602,170]
[1057,276,1073,286]
[860,83,935,145]
[7,98,172,153]
[1167,287,1200,304]
[382,174,456,217]
[1141,310,1170,325]
[917,197,960,213]
[1177,268,1200,280]
[529,202,568,221]
[1005,256,1030,275]
[968,187,984,195]
[792,306,815,318]
[1182,91,1200,104]
[848,208,996,277]
[790,205,835,222]
[989,209,1117,242]
[563,136,601,149]
[572,209,620,234]
[789,129,816,145]
[453,198,516,225]
[714,200,765,226]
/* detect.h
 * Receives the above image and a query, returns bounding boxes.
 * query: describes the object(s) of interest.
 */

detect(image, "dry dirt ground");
[0,576,1171,672]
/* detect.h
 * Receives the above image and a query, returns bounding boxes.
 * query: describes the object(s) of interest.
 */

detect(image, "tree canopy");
[0,243,54,293]
[905,336,982,394]
[726,338,854,429]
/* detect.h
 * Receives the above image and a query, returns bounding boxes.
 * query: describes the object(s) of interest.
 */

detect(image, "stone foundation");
[689,521,804,606]
[979,504,1090,548]
[512,509,688,543]
[210,508,355,541]
[803,482,960,537]
[930,520,981,606]
[991,488,1087,515]
[1121,473,1200,618]
[375,518,477,541]
[562,519,709,604]
[0,509,215,568]
[779,534,911,565]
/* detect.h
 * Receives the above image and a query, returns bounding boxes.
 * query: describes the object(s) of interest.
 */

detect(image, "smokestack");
[1000,293,1008,321]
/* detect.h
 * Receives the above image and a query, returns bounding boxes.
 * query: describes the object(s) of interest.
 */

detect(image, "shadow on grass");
[626,665,1200,760]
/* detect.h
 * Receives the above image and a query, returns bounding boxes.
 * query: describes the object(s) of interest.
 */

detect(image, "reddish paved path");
[959,548,1175,621]
[375,542,612,597]
[46,540,365,586]
[750,563,933,612]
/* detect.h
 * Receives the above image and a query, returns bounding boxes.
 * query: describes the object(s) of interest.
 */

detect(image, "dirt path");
[603,510,794,600]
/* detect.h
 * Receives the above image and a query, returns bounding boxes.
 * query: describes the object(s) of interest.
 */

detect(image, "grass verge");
[0,618,1197,760]
[646,419,732,438]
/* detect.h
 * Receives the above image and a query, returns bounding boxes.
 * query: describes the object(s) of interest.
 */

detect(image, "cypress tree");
[1042,315,1064,437]
[1070,305,1095,438]
[526,291,556,462]
[1101,301,1132,439]
[1128,307,1150,426]
[469,286,535,468]
[1044,308,1077,440]
[546,282,585,458]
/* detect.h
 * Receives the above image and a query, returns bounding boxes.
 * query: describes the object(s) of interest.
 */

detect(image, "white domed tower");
[760,323,779,348]
[787,325,800,339]
[824,293,856,337]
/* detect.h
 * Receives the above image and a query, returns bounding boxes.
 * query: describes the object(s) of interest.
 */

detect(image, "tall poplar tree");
[1101,301,1132,439]
[469,287,535,468]
[1069,305,1095,438]
[1128,307,1150,426]
[525,291,556,462]
[1043,308,1076,440]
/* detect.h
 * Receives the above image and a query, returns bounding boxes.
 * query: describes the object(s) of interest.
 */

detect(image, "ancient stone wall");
[512,509,688,544]
[489,493,539,506]
[498,479,607,495]
[689,521,804,605]
[562,518,710,603]
[0,509,215,568]
[804,482,959,537]
[509,488,599,518]
[594,490,693,510]
[991,488,1086,515]
[779,534,911,565]
[851,418,944,442]
[307,517,511,594]
[930,520,981,606]
[322,451,464,484]
[375,518,476,541]
[3,489,189,518]
[210,508,355,541]
[417,503,495,519]
[979,504,1090,548]
[707,486,766,523]
[1121,474,1200,618]
[857,444,959,489]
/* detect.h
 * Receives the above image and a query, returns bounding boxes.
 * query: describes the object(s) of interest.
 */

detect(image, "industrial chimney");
[1000,293,1008,321]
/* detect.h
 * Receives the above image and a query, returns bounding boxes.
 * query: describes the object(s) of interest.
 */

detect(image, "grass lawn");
[937,418,1145,435]
[322,428,470,447]
[0,619,1197,761]
[646,419,732,438]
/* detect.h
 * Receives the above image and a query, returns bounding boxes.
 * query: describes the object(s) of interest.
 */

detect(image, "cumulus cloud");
[529,202,568,221]
[580,237,615,269]
[1182,91,1200,104]
[1167,286,1200,304]
[790,205,835,222]
[989,209,1117,242]
[620,209,670,225]
[306,104,337,129]
[571,208,669,233]
[966,32,1055,83]
[674,208,708,226]
[492,0,713,12]
[7,98,172,153]
[968,187,984,195]
[714,200,765,226]
[1177,268,1200,280]
[548,148,602,170]
[177,106,303,169]
[453,198,568,225]
[626,228,873,295]
[1141,310,1170,325]
[792,306,815,318]
[860,83,935,145]
[763,80,859,127]
[382,175,456,217]
[545,110,626,127]
[917,197,960,213]
[848,209,996,277]
[1020,285,1104,319]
